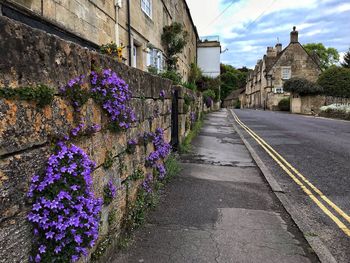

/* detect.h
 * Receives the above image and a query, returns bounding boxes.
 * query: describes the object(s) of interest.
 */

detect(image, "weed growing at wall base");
[179,115,204,153]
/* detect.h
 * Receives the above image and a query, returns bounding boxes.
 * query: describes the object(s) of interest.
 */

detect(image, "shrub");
[283,77,323,95]
[203,89,215,100]
[319,103,350,120]
[196,75,221,101]
[278,98,290,111]
[317,66,350,98]
[159,70,182,84]
[182,82,197,91]
[188,63,202,84]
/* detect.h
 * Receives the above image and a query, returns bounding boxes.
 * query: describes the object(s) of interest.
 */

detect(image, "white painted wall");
[197,46,221,78]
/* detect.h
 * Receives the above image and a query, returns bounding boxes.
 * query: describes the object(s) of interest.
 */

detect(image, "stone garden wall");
[0,15,203,263]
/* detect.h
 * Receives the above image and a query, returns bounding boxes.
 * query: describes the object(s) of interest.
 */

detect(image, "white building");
[197,36,221,78]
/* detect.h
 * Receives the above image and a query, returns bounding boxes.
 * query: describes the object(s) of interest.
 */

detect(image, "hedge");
[283,77,323,95]
[317,66,350,98]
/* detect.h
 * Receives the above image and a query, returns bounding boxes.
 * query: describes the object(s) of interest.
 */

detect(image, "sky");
[186,0,350,69]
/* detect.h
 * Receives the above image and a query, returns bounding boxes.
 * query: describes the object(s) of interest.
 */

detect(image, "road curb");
[227,109,337,263]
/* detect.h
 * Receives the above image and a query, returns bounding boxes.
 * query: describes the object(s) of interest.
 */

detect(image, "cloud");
[187,0,350,68]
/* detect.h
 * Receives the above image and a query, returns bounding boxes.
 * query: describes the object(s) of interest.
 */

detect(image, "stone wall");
[0,15,203,263]
[291,95,350,115]
[4,0,116,45]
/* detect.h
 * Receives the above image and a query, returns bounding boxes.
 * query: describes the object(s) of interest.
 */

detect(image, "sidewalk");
[111,109,318,263]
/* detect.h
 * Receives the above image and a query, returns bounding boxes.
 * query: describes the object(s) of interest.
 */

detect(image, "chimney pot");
[290,26,298,43]
[275,43,282,53]
[266,46,277,57]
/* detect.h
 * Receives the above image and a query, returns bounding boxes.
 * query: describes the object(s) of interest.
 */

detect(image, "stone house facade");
[1,0,198,81]
[244,27,321,110]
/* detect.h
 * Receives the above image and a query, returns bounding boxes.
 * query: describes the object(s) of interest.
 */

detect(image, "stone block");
[0,16,91,89]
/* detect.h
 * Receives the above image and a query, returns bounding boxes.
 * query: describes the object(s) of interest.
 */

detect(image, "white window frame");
[141,0,152,18]
[281,66,291,80]
[274,87,284,94]
[147,48,163,73]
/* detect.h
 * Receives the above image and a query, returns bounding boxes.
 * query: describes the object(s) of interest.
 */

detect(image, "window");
[274,87,284,94]
[141,0,152,18]
[281,67,291,80]
[147,48,163,72]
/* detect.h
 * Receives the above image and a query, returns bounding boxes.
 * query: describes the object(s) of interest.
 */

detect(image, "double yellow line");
[231,110,350,237]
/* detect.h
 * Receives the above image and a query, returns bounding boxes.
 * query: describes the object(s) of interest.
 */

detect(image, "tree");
[161,22,188,70]
[341,48,350,68]
[220,64,248,100]
[317,66,350,98]
[303,43,339,70]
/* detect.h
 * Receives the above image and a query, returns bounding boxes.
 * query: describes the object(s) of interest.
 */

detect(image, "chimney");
[290,26,298,43]
[266,47,276,57]
[275,43,282,53]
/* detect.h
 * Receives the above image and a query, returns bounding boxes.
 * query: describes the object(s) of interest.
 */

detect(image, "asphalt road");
[233,109,350,262]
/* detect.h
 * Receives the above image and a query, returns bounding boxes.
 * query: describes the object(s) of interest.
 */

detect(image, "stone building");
[245,27,321,110]
[1,0,198,81]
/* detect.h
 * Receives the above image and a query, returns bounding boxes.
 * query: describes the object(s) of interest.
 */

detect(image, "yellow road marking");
[231,110,350,225]
[231,110,350,237]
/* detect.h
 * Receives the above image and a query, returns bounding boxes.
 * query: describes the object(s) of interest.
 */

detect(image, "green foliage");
[278,98,290,111]
[188,63,202,84]
[126,189,158,231]
[341,48,350,68]
[196,76,221,101]
[159,70,182,84]
[220,64,249,100]
[0,85,55,107]
[317,66,350,98]
[164,154,181,181]
[161,22,188,70]
[202,89,216,100]
[130,167,145,181]
[147,66,158,74]
[303,43,339,70]
[91,234,113,262]
[182,82,197,91]
[283,77,323,95]
[103,151,114,170]
[179,115,204,153]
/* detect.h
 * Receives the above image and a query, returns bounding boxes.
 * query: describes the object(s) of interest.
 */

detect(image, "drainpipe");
[114,0,120,46]
[127,0,132,66]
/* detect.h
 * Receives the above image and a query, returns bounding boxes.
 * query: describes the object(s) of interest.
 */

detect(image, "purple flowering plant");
[90,69,136,132]
[59,75,90,109]
[103,180,117,205]
[27,141,102,263]
[190,112,196,123]
[141,173,153,193]
[145,128,171,179]
[159,90,165,100]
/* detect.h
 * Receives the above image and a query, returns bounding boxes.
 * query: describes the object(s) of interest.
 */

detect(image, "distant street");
[232,109,350,263]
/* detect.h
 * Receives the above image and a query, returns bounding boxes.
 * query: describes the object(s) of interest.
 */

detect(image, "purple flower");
[190,112,196,122]
[159,89,165,99]
[156,163,167,180]
[142,173,153,193]
[90,70,135,131]
[27,142,102,261]
[71,255,79,262]
[35,254,41,263]
[38,245,46,254]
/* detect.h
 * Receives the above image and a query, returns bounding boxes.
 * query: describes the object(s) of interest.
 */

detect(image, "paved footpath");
[111,109,319,263]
